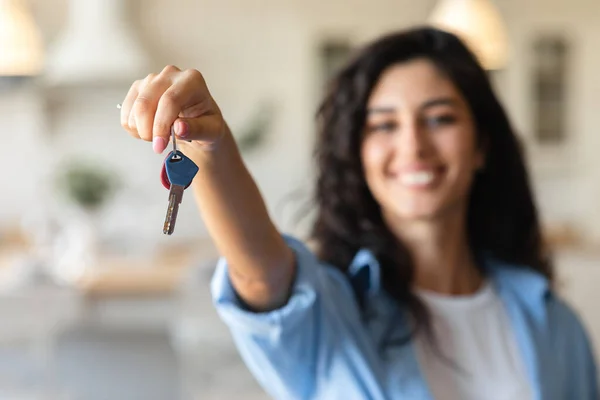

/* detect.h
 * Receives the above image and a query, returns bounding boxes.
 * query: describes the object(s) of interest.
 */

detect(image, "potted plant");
[52,159,119,284]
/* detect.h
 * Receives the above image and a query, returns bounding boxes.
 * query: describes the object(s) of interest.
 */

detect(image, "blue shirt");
[211,235,598,400]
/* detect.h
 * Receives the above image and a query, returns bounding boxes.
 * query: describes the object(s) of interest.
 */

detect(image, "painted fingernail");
[175,120,189,138]
[153,136,166,154]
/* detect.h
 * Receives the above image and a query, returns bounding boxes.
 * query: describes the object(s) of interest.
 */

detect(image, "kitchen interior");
[1,0,600,399]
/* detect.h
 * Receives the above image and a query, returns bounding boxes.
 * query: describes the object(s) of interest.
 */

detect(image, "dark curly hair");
[310,26,553,344]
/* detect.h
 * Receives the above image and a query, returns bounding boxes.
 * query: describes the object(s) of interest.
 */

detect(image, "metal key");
[163,128,199,235]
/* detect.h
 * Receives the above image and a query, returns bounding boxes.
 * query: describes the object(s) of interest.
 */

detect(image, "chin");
[387,195,466,223]
[395,208,442,222]
[381,200,441,222]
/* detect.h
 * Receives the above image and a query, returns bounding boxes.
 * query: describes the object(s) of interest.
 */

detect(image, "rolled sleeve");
[210,235,321,339]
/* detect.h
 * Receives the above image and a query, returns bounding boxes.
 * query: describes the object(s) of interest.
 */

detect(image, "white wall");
[498,0,600,243]
[1,0,599,248]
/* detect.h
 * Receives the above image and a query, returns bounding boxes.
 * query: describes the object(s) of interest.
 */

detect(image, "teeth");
[400,171,435,186]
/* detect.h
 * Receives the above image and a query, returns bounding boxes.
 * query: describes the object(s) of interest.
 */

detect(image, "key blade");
[163,185,185,235]
[163,194,179,235]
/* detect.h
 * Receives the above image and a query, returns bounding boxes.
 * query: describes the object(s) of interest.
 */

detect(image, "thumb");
[174,114,226,143]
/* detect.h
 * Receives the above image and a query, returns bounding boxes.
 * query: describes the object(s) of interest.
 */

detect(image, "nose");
[395,118,429,160]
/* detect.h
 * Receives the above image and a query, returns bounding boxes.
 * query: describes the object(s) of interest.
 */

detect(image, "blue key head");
[165,150,199,187]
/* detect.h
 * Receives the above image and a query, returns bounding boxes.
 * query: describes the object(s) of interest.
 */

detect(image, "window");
[532,36,569,145]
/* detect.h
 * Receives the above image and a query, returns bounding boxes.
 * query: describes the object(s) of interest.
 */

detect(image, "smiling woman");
[119,26,598,400]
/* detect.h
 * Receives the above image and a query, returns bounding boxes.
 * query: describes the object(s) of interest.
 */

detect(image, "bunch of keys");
[160,127,199,235]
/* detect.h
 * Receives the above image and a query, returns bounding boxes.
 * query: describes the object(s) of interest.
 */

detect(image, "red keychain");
[160,158,171,190]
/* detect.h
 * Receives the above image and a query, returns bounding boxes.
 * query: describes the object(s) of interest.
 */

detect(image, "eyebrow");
[366,97,458,114]
[421,97,458,110]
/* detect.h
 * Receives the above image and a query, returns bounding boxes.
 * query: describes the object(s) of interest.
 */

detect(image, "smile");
[398,169,440,188]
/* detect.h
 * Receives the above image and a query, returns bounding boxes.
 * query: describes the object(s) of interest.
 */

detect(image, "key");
[163,128,199,235]
[163,151,198,234]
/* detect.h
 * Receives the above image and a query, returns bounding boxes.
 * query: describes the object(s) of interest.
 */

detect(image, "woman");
[120,27,597,399]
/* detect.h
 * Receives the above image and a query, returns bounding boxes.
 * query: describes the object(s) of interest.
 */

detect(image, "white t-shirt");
[413,281,533,400]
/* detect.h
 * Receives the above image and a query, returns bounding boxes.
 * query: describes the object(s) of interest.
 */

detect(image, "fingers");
[133,71,174,143]
[175,115,225,144]
[152,69,210,142]
[120,80,141,138]
[120,66,223,154]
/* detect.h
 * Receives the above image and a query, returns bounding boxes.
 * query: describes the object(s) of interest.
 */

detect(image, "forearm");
[180,128,294,310]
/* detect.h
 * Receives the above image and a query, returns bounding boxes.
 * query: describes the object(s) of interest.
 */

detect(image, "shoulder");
[478,257,597,396]
[545,292,593,348]
[487,257,596,358]
[485,257,592,338]
[546,293,598,396]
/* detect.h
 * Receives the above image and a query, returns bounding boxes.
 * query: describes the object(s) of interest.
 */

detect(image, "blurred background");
[0,0,599,398]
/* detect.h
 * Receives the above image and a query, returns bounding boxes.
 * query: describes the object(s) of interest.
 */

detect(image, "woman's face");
[361,58,484,223]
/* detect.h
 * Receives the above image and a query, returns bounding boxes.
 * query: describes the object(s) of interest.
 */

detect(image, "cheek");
[361,138,389,181]
[435,127,480,170]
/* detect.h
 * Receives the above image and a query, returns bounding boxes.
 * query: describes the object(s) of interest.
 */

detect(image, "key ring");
[170,126,182,161]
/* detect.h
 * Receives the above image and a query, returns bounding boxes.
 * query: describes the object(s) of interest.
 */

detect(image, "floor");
[0,263,269,400]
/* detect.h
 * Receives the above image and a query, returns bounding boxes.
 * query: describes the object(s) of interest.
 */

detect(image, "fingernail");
[175,120,189,138]
[153,137,166,154]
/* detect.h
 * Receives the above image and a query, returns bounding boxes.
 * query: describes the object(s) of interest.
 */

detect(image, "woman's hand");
[119,65,226,154]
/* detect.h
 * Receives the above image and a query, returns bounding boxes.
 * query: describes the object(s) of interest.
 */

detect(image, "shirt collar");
[482,257,551,321]
[348,249,381,298]
[347,248,551,308]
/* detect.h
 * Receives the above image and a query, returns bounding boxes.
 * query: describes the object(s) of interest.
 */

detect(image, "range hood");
[44,0,151,85]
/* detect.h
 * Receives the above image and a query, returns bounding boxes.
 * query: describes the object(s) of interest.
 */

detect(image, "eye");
[367,120,397,133]
[424,114,457,129]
